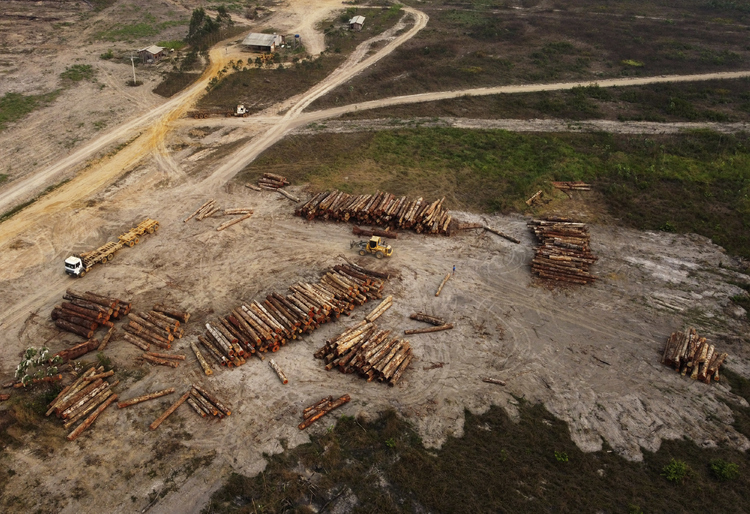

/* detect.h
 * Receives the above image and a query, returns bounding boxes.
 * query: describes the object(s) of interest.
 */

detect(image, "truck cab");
[64,256,85,277]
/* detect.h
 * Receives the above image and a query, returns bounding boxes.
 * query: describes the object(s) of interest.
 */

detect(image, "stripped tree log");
[435,274,451,297]
[149,391,191,430]
[404,324,454,335]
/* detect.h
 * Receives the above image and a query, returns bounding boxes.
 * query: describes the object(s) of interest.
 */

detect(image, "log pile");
[258,172,290,190]
[405,311,453,335]
[528,217,597,284]
[299,394,351,430]
[551,181,591,191]
[295,190,452,235]
[661,328,729,384]
[53,290,131,341]
[45,366,119,441]
[353,225,398,239]
[184,199,222,222]
[313,321,413,386]
[123,304,190,352]
[198,262,389,371]
[185,384,232,421]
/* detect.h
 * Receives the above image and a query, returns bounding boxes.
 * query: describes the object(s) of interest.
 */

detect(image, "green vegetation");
[60,64,95,82]
[243,128,750,258]
[95,20,187,42]
[157,40,186,51]
[712,459,741,481]
[0,179,70,224]
[100,49,114,60]
[0,174,7,184]
[205,401,750,513]
[662,458,690,482]
[0,91,60,132]
[186,7,232,45]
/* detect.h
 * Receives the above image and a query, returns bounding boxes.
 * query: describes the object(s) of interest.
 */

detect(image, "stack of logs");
[314,297,412,386]
[257,173,290,190]
[528,217,597,284]
[184,199,222,222]
[353,225,398,239]
[123,304,190,353]
[185,384,231,420]
[296,190,452,235]
[299,394,351,430]
[46,365,119,441]
[52,290,130,341]
[661,328,728,384]
[197,262,390,370]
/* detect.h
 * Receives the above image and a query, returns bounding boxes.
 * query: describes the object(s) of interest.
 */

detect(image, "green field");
[0,91,60,132]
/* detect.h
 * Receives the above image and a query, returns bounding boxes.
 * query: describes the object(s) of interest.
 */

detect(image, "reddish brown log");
[149,391,191,430]
[66,394,118,441]
[298,394,350,430]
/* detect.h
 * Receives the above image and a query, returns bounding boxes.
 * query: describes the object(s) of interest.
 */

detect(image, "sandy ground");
[1,2,750,513]
[0,166,749,512]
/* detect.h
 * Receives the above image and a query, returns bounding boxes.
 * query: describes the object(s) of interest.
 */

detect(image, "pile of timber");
[257,172,290,190]
[528,217,597,284]
[185,384,231,421]
[552,181,591,191]
[661,328,729,384]
[299,394,351,430]
[184,199,222,222]
[353,225,398,239]
[295,190,452,235]
[46,366,119,441]
[198,262,389,371]
[405,312,454,335]
[313,298,413,386]
[53,289,131,341]
[123,304,190,353]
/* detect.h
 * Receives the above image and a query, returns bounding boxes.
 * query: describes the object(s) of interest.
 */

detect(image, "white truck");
[65,218,159,277]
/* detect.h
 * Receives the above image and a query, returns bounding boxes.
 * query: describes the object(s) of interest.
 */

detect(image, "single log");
[263,172,289,183]
[60,302,104,321]
[84,370,115,381]
[141,354,179,368]
[185,199,214,222]
[278,189,300,202]
[66,394,118,441]
[66,289,117,309]
[484,226,521,244]
[54,319,94,339]
[389,355,413,386]
[153,304,190,324]
[123,333,150,351]
[149,390,191,430]
[193,384,231,416]
[51,309,99,330]
[404,324,454,335]
[435,274,451,297]
[298,394,351,430]
[482,377,507,386]
[191,342,213,376]
[62,296,112,315]
[97,326,116,351]
[118,387,176,409]
[147,310,181,330]
[217,212,253,231]
[186,397,207,417]
[245,183,262,191]
[146,352,186,361]
[409,312,446,326]
[269,359,288,384]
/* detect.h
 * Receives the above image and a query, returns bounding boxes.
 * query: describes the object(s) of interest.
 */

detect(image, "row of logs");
[352,225,398,239]
[313,319,413,386]
[528,217,597,284]
[295,190,452,235]
[198,263,389,371]
[184,384,232,421]
[184,199,221,222]
[661,328,728,384]
[46,366,119,441]
[122,304,190,353]
[258,172,290,190]
[53,289,131,340]
[299,394,351,430]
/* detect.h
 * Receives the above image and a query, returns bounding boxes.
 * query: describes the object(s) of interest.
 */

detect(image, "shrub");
[100,49,114,60]
[385,438,396,449]
[554,451,569,462]
[15,347,63,386]
[662,459,690,483]
[710,459,740,481]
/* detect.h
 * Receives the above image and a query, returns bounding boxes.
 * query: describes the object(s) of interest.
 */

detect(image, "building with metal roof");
[138,45,165,63]
[349,16,366,31]
[242,33,283,53]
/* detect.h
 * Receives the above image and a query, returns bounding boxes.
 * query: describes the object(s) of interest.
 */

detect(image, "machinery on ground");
[351,236,393,259]
[188,104,249,119]
[64,219,159,277]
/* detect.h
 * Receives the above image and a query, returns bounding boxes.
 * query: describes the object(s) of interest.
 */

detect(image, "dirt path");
[288,117,750,135]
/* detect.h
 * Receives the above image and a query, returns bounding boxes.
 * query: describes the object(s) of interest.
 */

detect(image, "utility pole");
[130,53,137,85]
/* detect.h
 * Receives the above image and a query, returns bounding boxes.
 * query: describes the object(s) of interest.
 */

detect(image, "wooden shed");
[138,45,165,63]
[349,16,365,31]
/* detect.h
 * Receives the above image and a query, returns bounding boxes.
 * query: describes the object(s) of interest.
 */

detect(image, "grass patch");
[60,64,95,83]
[0,179,70,224]
[95,20,187,42]
[157,40,186,51]
[0,91,60,132]
[242,128,750,258]
[205,402,750,513]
